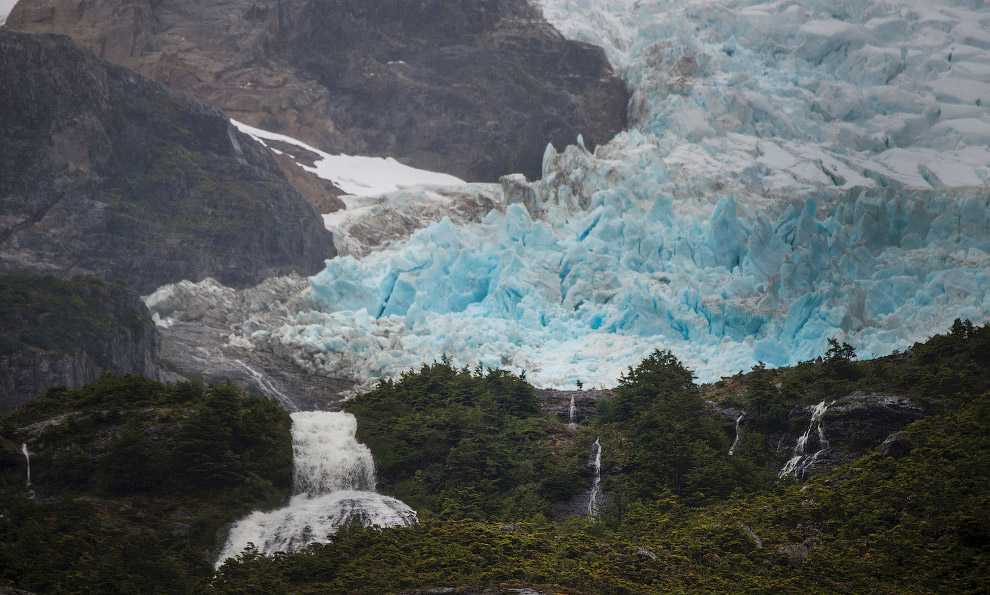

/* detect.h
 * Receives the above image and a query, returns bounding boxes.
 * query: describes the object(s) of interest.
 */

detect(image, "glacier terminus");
[147,0,990,393]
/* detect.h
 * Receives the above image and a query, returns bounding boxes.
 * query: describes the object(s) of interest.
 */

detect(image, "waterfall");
[587,438,602,516]
[21,443,30,486]
[568,393,576,425]
[216,411,416,565]
[728,414,744,456]
[779,401,831,478]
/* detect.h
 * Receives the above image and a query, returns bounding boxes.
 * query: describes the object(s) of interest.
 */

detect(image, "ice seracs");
[149,0,990,394]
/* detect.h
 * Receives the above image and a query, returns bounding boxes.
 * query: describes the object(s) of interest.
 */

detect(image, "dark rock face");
[8,0,627,183]
[777,393,926,476]
[535,388,607,424]
[817,393,925,462]
[0,30,334,294]
[0,274,168,413]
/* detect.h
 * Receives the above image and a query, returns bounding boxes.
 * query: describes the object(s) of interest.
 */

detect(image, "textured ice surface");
[323,184,504,257]
[151,0,990,393]
[534,0,990,192]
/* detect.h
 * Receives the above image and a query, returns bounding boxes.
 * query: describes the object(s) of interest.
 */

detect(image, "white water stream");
[232,359,300,412]
[728,414,744,456]
[216,411,416,565]
[21,443,30,486]
[587,438,602,516]
[779,401,831,478]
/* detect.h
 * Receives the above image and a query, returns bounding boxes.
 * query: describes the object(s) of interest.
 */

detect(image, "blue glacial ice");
[266,157,988,391]
[148,0,990,392]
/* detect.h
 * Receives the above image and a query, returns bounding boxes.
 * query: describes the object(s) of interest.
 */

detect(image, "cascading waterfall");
[20,443,30,486]
[569,394,576,425]
[587,438,602,516]
[728,414,744,456]
[779,401,831,478]
[216,411,416,565]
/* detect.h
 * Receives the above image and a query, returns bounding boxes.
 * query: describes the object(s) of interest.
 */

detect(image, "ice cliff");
[148,0,990,393]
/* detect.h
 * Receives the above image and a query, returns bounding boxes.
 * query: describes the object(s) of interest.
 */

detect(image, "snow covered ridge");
[231,120,464,197]
[148,0,990,393]
[232,120,500,257]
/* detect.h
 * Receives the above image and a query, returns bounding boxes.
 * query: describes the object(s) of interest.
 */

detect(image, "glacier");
[148,0,990,393]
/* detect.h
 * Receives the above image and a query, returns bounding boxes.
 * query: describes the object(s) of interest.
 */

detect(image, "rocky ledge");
[535,388,608,425]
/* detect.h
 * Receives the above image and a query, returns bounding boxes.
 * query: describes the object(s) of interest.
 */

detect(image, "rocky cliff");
[6,0,627,182]
[0,29,334,294]
[781,393,927,473]
[0,274,168,413]
[712,391,927,479]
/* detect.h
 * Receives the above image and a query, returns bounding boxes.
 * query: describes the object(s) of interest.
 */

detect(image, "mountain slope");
[0,29,334,294]
[6,0,627,182]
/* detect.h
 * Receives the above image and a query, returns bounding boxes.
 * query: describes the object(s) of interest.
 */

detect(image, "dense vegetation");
[1,323,987,593]
[211,322,989,594]
[0,274,151,355]
[344,360,591,521]
[595,349,773,512]
[0,375,293,594]
[212,389,990,594]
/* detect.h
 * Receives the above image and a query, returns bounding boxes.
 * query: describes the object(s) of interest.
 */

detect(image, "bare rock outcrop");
[0,29,335,294]
[7,0,627,183]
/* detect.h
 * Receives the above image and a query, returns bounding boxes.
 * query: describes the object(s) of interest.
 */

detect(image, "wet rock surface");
[0,29,334,295]
[535,388,607,424]
[708,391,926,478]
[159,319,352,412]
[7,0,627,183]
[144,275,354,410]
[772,392,926,477]
[814,393,925,467]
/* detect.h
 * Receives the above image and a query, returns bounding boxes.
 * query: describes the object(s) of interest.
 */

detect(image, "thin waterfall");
[232,359,300,412]
[728,414,744,456]
[588,438,602,516]
[21,443,30,486]
[569,393,576,425]
[217,411,416,565]
[779,401,831,478]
